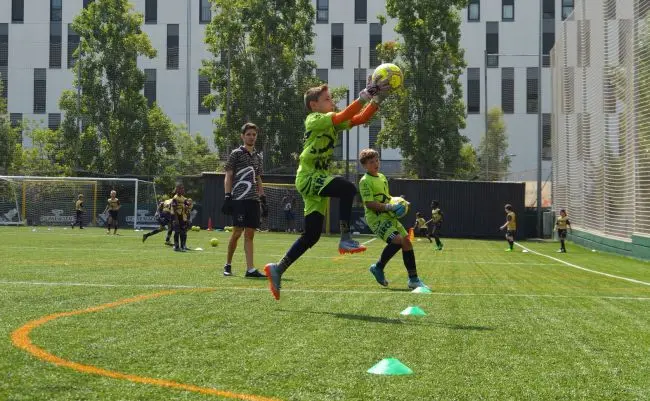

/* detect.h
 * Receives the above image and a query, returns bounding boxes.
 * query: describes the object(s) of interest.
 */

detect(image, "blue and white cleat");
[369,264,388,287]
[407,277,428,289]
[338,239,367,255]
[264,263,282,300]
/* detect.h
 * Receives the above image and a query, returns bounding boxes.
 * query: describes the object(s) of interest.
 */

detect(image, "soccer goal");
[261,183,306,233]
[0,176,159,229]
[0,177,23,225]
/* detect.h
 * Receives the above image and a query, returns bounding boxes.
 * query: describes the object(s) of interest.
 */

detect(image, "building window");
[10,113,22,143]
[577,20,590,68]
[603,67,615,113]
[562,67,574,113]
[604,0,616,20]
[467,68,480,114]
[316,68,328,83]
[354,68,367,95]
[0,24,6,99]
[542,19,555,67]
[67,24,80,69]
[48,113,61,130]
[543,0,555,19]
[200,0,212,23]
[317,0,328,24]
[144,69,156,108]
[12,0,24,23]
[50,22,62,69]
[355,0,367,23]
[526,67,539,114]
[369,23,382,68]
[198,74,210,114]
[0,66,7,99]
[501,68,514,114]
[145,0,157,24]
[331,23,343,69]
[468,0,480,21]
[542,113,551,160]
[502,0,514,21]
[83,0,94,8]
[369,119,381,155]
[50,0,62,22]
[562,0,574,20]
[34,69,46,114]
[486,22,499,68]
[619,19,631,65]
[167,24,179,70]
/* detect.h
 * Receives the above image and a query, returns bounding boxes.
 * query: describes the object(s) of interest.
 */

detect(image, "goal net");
[0,178,22,225]
[0,176,159,228]
[260,183,305,233]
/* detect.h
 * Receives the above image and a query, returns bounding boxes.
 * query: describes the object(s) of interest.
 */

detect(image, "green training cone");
[411,286,432,294]
[367,358,413,375]
[400,306,427,316]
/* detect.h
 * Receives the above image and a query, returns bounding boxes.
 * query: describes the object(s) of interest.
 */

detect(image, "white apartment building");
[0,0,573,179]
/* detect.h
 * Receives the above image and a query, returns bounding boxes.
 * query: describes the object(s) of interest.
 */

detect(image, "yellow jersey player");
[142,198,173,243]
[171,183,190,252]
[555,209,572,253]
[430,200,444,250]
[71,194,84,229]
[104,190,120,235]
[412,212,432,243]
[500,204,516,251]
[359,149,428,290]
[264,79,390,300]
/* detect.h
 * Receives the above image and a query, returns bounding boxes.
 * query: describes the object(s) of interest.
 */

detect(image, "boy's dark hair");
[416,212,421,217]
[359,148,380,165]
[560,209,566,214]
[505,204,513,211]
[431,200,439,208]
[304,84,328,112]
[241,122,258,134]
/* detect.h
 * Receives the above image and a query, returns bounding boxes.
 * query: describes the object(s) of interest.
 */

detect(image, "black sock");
[561,240,565,250]
[508,240,513,250]
[174,232,180,247]
[339,221,350,234]
[377,243,401,270]
[278,238,309,274]
[181,232,187,248]
[435,237,442,247]
[402,250,417,278]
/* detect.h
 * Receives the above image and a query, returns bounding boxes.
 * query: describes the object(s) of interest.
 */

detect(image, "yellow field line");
[11,289,282,401]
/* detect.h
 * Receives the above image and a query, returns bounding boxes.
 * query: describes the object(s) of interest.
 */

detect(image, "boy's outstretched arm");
[350,102,379,127]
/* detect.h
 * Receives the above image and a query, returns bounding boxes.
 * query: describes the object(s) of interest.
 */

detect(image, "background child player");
[171,183,190,252]
[142,198,172,243]
[71,194,84,229]
[500,204,517,251]
[430,200,444,250]
[264,78,390,300]
[104,190,120,235]
[555,209,572,253]
[359,148,428,290]
[412,212,432,243]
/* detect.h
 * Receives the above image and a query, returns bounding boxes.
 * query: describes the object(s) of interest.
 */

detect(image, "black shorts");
[284,210,295,221]
[506,230,516,239]
[418,228,428,236]
[158,213,171,227]
[109,210,119,220]
[558,229,567,239]
[430,222,442,236]
[232,199,260,229]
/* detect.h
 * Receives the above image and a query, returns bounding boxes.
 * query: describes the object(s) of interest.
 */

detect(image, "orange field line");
[10,289,282,401]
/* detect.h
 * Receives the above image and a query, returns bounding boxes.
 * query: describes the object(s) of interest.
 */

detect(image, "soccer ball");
[210,238,219,247]
[389,196,410,219]
[192,225,200,232]
[372,63,403,91]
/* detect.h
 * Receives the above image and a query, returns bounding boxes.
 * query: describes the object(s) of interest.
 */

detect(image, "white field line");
[515,243,650,287]
[0,280,648,301]
[361,238,377,246]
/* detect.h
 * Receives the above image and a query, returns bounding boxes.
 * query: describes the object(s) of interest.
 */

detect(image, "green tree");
[58,0,172,175]
[201,0,319,173]
[0,80,21,174]
[456,143,480,180]
[376,0,468,178]
[12,122,70,176]
[478,107,511,181]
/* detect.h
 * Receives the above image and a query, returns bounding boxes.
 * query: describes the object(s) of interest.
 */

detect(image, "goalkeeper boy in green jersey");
[358,149,428,289]
[264,79,389,300]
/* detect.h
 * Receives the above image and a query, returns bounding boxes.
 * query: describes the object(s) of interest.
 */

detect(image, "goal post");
[0,176,159,229]
[0,177,23,226]
[261,182,330,234]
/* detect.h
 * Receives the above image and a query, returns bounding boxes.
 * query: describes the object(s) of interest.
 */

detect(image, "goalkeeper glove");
[260,195,269,218]
[359,76,391,103]
[221,193,233,215]
[384,202,405,216]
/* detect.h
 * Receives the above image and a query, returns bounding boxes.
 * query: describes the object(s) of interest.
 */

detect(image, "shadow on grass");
[277,309,495,331]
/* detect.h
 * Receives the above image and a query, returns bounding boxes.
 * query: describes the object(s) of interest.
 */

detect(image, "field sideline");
[1,227,649,400]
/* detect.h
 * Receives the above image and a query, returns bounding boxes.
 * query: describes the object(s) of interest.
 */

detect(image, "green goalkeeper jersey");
[297,112,351,176]
[359,172,391,218]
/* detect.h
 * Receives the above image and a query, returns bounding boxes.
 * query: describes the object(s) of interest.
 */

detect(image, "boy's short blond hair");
[359,148,380,165]
[304,84,328,112]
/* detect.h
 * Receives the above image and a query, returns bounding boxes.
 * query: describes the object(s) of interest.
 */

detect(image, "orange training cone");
[408,227,415,241]
[207,217,213,231]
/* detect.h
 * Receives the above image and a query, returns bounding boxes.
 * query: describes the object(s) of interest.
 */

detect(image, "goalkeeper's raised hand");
[384,202,405,216]
[359,76,391,103]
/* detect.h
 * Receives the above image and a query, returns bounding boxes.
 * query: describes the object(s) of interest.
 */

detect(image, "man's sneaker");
[264,263,282,300]
[142,234,148,243]
[338,239,367,255]
[223,264,233,276]
[164,240,173,246]
[408,278,428,289]
[557,249,566,253]
[174,246,182,252]
[245,269,266,278]
[181,246,191,251]
[369,264,388,287]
